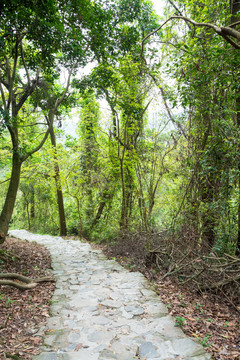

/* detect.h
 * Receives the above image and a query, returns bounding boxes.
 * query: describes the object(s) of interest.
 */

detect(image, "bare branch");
[168,0,185,17]
[0,77,7,110]
[53,63,77,113]
[0,178,11,185]
[141,15,240,54]
[15,68,40,114]
[19,122,48,127]
[229,20,240,27]
[21,128,50,162]
[20,40,30,84]
[200,274,240,290]
[8,36,20,110]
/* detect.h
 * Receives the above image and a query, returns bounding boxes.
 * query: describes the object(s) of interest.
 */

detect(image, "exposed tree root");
[0,272,54,290]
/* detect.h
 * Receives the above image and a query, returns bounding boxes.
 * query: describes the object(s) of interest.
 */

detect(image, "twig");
[161,257,200,279]
[181,268,205,285]
[218,287,240,313]
[0,178,11,185]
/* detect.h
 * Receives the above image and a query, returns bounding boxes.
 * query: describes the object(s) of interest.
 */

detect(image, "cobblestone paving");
[9,230,211,360]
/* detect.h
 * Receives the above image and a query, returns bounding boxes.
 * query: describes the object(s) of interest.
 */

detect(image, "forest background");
[0,0,240,309]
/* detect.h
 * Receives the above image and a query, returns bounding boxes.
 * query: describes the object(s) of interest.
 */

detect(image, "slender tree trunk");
[91,186,113,229]
[26,202,31,230]
[30,187,35,219]
[120,158,127,230]
[75,197,83,237]
[0,153,22,243]
[236,96,240,254]
[49,123,67,236]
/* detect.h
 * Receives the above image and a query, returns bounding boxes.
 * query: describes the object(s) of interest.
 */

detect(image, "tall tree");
[0,0,63,242]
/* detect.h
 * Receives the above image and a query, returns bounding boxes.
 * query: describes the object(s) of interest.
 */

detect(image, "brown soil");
[0,237,55,360]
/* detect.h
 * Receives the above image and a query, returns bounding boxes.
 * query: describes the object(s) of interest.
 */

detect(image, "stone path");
[9,230,211,360]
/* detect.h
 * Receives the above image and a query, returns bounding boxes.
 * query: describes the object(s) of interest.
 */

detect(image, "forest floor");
[0,236,239,360]
[0,237,55,359]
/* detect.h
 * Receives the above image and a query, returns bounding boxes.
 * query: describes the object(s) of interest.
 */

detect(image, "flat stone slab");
[9,230,212,360]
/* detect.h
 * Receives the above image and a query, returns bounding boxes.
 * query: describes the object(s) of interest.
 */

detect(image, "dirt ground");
[0,237,55,359]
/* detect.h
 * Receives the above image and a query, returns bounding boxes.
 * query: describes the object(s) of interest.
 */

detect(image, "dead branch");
[199,274,240,291]
[181,268,205,285]
[161,256,201,279]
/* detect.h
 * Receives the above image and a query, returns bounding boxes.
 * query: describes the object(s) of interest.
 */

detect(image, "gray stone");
[100,299,122,308]
[68,331,81,343]
[33,352,58,360]
[110,340,138,358]
[98,349,136,360]
[139,341,160,358]
[144,301,168,317]
[155,315,185,339]
[61,352,99,360]
[87,329,116,344]
[124,305,145,316]
[171,338,207,356]
[91,316,111,325]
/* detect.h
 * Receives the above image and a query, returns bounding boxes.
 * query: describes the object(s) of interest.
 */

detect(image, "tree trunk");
[76,197,83,237]
[30,187,35,219]
[91,186,113,229]
[119,158,127,230]
[236,96,240,254]
[26,201,31,230]
[0,153,22,243]
[49,124,67,236]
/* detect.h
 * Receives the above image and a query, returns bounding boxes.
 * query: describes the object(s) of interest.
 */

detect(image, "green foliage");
[154,0,240,253]
[5,297,16,308]
[199,334,212,348]
[175,316,186,327]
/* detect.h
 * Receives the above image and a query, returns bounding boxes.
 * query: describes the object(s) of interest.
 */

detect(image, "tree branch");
[141,15,240,54]
[20,40,30,84]
[0,77,7,110]
[8,36,21,110]
[0,178,11,185]
[16,68,41,114]
[200,274,240,290]
[229,20,240,27]
[21,128,50,162]
[53,63,76,113]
